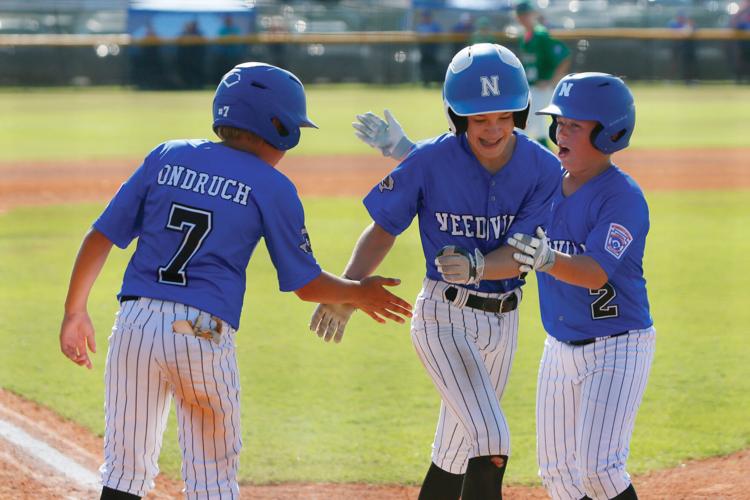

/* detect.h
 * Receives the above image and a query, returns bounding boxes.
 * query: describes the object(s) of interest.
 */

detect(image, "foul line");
[0,417,99,491]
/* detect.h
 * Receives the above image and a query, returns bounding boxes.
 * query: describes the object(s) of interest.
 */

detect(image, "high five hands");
[309,276,412,343]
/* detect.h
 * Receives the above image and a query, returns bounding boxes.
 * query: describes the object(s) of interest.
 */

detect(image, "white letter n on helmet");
[480,75,500,97]
[558,82,574,97]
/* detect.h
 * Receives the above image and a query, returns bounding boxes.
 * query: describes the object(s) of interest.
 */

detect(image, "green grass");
[1,192,749,485]
[1,83,748,162]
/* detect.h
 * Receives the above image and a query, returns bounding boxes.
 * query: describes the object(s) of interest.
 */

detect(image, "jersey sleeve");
[259,181,322,292]
[92,154,154,249]
[584,192,649,277]
[503,158,561,242]
[362,152,423,236]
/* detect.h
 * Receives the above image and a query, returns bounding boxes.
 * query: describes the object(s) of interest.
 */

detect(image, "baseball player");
[310,43,561,499]
[515,1,570,148]
[58,62,411,500]
[507,73,654,500]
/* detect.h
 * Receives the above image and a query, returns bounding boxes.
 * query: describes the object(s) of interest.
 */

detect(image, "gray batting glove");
[352,109,415,161]
[508,227,556,273]
[309,303,356,343]
[434,245,485,287]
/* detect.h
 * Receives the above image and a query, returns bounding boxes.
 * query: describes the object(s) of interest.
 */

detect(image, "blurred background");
[1,0,748,88]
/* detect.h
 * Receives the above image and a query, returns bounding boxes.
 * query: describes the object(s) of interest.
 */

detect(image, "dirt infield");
[1,148,749,498]
[1,148,749,211]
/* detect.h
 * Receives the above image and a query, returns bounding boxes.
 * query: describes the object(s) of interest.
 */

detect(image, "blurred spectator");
[416,10,443,86]
[132,23,164,89]
[267,15,288,70]
[515,1,570,148]
[667,11,697,84]
[730,0,750,83]
[176,19,207,89]
[451,12,474,53]
[469,16,497,45]
[214,15,244,79]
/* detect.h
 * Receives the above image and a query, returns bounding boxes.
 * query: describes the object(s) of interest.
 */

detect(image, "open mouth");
[558,145,570,157]
[479,137,502,148]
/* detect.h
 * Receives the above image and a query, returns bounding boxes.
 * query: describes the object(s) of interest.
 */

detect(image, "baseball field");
[1,83,749,498]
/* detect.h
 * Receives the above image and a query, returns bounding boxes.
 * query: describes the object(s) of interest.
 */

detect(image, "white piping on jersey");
[157,164,252,206]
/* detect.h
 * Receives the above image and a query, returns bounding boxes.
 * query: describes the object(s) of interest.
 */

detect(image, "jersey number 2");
[589,283,619,320]
[158,203,213,286]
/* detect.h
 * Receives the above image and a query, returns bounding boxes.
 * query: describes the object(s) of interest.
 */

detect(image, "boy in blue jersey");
[310,44,561,499]
[506,73,654,500]
[58,63,411,500]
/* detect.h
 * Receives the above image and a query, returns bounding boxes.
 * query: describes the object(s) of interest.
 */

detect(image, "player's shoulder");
[532,24,551,38]
[596,165,649,211]
[399,132,460,169]
[411,132,458,156]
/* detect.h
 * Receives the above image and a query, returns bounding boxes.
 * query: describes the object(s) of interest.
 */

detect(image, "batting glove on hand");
[508,227,556,273]
[352,109,415,161]
[435,245,485,287]
[309,303,356,343]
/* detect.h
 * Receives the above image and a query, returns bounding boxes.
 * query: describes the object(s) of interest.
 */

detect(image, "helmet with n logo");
[537,72,635,154]
[443,43,530,134]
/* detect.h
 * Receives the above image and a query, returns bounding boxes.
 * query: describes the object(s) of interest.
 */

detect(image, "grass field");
[1,188,749,485]
[1,83,749,486]
[1,83,749,162]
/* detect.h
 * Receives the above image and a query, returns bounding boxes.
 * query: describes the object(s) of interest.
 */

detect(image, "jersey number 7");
[158,203,213,286]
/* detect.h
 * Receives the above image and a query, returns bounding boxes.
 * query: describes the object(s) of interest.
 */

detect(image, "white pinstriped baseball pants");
[411,279,520,474]
[537,327,656,500]
[100,298,242,499]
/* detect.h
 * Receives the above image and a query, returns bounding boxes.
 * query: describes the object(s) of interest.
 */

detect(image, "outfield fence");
[1,29,749,86]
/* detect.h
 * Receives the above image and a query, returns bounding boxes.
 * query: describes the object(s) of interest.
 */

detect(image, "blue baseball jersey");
[94,139,322,329]
[363,132,561,294]
[538,165,653,341]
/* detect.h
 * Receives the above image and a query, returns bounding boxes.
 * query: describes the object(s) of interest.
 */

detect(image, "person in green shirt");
[516,1,571,147]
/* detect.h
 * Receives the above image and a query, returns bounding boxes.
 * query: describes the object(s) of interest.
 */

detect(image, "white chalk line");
[0,417,100,491]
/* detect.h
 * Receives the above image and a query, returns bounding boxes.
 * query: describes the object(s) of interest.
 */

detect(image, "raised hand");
[508,227,556,273]
[352,109,415,161]
[351,276,412,324]
[435,245,485,286]
[309,303,356,343]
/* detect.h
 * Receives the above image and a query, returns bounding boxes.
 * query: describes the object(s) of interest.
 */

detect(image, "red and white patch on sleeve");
[604,223,633,259]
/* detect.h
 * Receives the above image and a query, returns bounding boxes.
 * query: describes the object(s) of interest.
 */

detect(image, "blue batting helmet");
[212,62,317,151]
[443,43,530,134]
[537,72,635,154]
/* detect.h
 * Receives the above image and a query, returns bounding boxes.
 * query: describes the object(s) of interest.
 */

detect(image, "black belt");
[564,331,629,346]
[120,295,140,303]
[444,286,518,314]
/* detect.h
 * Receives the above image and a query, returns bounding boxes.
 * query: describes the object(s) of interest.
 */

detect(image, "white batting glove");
[434,245,485,287]
[352,109,415,161]
[508,227,556,273]
[309,303,356,343]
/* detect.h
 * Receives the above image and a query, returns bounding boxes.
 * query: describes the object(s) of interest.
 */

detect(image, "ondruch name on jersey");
[157,164,252,206]
[434,212,516,240]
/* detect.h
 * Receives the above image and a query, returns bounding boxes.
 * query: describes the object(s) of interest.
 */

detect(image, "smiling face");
[554,116,611,176]
[465,112,517,170]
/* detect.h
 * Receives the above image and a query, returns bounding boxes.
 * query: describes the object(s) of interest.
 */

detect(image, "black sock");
[460,455,508,500]
[101,486,141,500]
[418,462,464,500]
[612,484,637,500]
